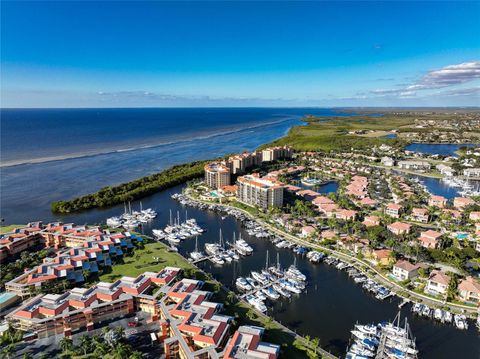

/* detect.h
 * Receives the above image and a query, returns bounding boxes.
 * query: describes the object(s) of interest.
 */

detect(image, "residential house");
[428,195,447,208]
[387,222,411,236]
[411,208,429,223]
[454,197,475,210]
[392,260,420,281]
[385,203,402,218]
[425,270,450,297]
[363,216,380,227]
[418,230,443,249]
[469,212,480,222]
[458,276,480,304]
[371,249,394,266]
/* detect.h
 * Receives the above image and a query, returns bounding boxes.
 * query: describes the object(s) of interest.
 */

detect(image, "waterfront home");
[411,208,429,223]
[336,209,357,221]
[469,211,480,222]
[463,168,480,178]
[419,230,443,249]
[436,164,456,177]
[363,215,380,227]
[453,196,475,210]
[312,195,334,207]
[296,189,321,201]
[370,249,394,266]
[300,225,316,238]
[428,195,447,208]
[284,184,302,193]
[224,325,280,359]
[398,160,431,171]
[457,276,480,304]
[387,221,411,236]
[381,156,394,167]
[392,260,420,281]
[425,270,450,297]
[385,203,402,218]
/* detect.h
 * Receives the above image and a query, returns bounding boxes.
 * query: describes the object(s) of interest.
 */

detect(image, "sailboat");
[190,236,205,261]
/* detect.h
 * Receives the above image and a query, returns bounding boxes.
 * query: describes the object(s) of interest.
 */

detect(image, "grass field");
[0,224,25,234]
[263,114,414,152]
[99,241,194,282]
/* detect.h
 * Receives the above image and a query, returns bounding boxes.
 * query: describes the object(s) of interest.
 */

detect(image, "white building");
[237,174,283,208]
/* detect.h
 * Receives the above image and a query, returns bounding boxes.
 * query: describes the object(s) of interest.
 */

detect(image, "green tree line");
[51,160,209,213]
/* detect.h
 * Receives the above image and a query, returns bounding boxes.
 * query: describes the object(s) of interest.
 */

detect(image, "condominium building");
[204,163,231,189]
[227,151,262,174]
[261,146,293,162]
[7,268,181,339]
[5,231,141,297]
[397,160,431,171]
[237,174,283,208]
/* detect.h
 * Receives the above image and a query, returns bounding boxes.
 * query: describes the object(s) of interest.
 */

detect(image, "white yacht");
[235,277,252,291]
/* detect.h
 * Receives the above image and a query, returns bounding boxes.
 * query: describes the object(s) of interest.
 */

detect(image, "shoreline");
[1,117,297,168]
[183,188,479,316]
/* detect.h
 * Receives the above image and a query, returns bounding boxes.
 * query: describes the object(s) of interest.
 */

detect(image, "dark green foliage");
[51,160,209,213]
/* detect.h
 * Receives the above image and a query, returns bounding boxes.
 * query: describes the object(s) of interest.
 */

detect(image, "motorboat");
[236,277,252,291]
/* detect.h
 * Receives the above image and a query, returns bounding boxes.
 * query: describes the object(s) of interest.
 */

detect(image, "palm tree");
[226,291,237,305]
[79,334,92,355]
[22,352,34,359]
[114,326,125,339]
[1,344,14,359]
[59,336,74,353]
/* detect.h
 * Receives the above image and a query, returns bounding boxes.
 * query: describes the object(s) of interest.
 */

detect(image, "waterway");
[50,183,479,359]
[404,143,479,157]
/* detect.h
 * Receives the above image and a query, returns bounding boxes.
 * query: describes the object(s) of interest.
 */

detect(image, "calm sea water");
[0,108,347,224]
[51,184,478,359]
[405,143,479,157]
[1,108,478,358]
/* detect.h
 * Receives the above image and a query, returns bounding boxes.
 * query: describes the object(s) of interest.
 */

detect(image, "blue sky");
[1,1,479,107]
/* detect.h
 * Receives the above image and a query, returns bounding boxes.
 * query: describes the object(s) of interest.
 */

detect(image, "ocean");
[0,107,345,224]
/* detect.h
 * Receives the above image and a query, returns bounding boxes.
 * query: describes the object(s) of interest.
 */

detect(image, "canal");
[57,183,479,359]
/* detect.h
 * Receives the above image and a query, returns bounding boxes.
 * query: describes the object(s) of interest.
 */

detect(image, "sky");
[1,1,479,108]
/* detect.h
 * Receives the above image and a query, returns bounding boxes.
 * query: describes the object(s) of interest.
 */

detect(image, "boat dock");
[238,277,283,299]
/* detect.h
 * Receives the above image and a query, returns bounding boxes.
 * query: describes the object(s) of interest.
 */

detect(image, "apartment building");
[0,222,43,262]
[5,231,140,297]
[7,268,181,339]
[204,163,231,189]
[261,146,293,162]
[237,174,283,208]
[224,325,280,359]
[227,152,262,174]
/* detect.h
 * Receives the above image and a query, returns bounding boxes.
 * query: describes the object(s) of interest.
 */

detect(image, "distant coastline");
[0,117,295,168]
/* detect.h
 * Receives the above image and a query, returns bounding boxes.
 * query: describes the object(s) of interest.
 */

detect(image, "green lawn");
[99,241,194,282]
[0,224,25,234]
